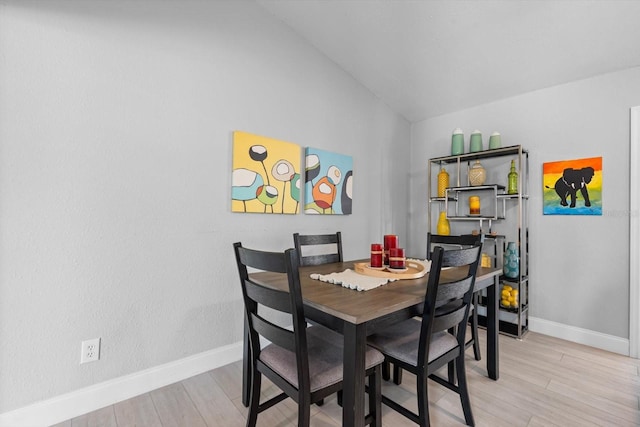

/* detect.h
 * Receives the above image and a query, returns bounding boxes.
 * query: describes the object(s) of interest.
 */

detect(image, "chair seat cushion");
[260,325,384,392]
[367,318,458,367]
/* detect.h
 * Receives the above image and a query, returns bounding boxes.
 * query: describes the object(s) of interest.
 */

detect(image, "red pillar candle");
[370,243,383,268]
[389,247,406,269]
[383,234,398,265]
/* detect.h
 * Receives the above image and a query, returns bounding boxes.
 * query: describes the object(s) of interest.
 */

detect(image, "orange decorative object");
[469,196,481,215]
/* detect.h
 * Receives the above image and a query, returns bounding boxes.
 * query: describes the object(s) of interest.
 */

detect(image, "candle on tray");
[383,234,398,265]
[370,243,383,268]
[389,247,406,269]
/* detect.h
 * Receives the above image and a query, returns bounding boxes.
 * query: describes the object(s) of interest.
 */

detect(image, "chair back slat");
[435,276,475,303]
[250,312,296,352]
[237,245,288,274]
[441,246,481,267]
[431,304,467,333]
[427,232,482,260]
[245,279,293,314]
[293,232,343,267]
[300,253,341,266]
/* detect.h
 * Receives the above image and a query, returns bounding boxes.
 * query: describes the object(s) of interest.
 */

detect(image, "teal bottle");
[503,242,519,279]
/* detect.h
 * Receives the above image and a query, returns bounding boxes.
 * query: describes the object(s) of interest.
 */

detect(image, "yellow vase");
[437,211,450,235]
[437,167,449,197]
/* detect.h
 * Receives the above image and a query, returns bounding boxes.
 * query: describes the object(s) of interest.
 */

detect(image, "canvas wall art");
[232,131,301,214]
[543,156,602,215]
[304,147,353,215]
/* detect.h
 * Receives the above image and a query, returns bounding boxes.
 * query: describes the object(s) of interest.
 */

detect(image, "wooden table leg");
[342,321,366,427]
[486,274,500,380]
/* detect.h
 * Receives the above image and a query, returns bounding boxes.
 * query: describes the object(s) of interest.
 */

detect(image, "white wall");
[0,0,410,415]
[410,67,640,342]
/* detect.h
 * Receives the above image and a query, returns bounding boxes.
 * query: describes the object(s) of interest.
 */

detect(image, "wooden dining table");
[243,259,502,427]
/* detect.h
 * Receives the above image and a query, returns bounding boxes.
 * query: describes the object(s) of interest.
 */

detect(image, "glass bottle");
[503,241,520,278]
[507,160,518,194]
[437,167,449,198]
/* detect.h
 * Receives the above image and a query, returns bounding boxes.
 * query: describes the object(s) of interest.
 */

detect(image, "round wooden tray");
[353,260,429,279]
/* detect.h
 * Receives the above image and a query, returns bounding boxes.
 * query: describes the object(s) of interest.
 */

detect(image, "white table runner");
[310,269,397,291]
[310,259,430,291]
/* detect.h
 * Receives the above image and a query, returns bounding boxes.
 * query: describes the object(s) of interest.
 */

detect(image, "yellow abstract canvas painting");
[232,131,301,214]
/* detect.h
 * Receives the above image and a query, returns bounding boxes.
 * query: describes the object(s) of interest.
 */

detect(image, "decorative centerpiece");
[468,160,486,186]
[468,196,481,215]
[503,242,520,278]
[437,167,449,197]
[469,130,483,152]
[451,128,464,155]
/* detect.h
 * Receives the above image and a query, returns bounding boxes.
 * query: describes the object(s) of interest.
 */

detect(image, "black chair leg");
[416,372,431,427]
[368,366,382,427]
[471,294,481,361]
[393,363,403,385]
[247,369,261,427]
[337,390,343,407]
[382,360,390,381]
[456,354,475,426]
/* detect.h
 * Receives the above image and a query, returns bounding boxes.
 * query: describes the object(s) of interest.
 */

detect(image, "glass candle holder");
[389,247,406,269]
[370,243,383,268]
[383,234,398,265]
[469,196,481,215]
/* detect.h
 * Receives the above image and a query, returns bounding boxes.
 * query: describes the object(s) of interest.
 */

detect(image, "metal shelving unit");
[428,145,529,338]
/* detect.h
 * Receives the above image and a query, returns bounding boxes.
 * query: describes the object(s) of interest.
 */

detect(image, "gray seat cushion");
[260,325,384,392]
[367,318,458,367]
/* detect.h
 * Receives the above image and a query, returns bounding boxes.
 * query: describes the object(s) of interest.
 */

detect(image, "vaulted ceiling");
[257,0,640,122]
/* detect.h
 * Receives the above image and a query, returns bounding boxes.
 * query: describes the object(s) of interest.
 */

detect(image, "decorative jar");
[469,130,483,152]
[503,242,519,279]
[451,129,464,155]
[468,160,486,186]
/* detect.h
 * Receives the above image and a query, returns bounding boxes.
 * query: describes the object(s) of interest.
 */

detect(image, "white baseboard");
[529,317,629,356]
[0,340,244,427]
[1,320,630,426]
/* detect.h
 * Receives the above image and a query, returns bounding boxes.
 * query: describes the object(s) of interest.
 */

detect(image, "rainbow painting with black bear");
[543,156,602,215]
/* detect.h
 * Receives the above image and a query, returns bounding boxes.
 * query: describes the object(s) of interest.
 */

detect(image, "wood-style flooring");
[52,331,640,426]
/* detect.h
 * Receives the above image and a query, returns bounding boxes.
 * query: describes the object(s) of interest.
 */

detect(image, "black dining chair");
[427,233,483,362]
[233,242,383,427]
[386,233,483,386]
[293,231,343,266]
[367,243,482,427]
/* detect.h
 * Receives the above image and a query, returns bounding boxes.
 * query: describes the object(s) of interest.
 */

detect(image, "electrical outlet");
[80,338,101,364]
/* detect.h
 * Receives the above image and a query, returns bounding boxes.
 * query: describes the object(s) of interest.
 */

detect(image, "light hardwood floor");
[52,331,640,426]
